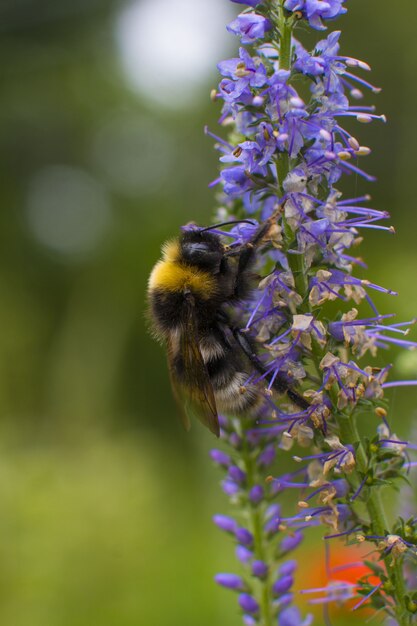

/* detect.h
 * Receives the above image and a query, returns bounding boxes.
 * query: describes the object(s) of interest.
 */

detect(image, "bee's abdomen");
[202,336,262,416]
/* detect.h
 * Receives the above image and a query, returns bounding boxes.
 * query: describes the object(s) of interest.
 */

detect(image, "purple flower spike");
[215,573,247,591]
[208,0,410,621]
[239,593,260,614]
[252,560,269,579]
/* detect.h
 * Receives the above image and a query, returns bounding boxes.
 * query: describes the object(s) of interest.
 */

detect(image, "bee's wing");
[166,342,192,433]
[166,301,220,437]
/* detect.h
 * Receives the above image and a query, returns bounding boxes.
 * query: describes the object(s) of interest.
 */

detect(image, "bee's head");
[179,230,224,271]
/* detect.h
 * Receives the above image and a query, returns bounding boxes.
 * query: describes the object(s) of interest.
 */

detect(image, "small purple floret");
[222,478,240,496]
[249,484,264,504]
[228,465,247,484]
[227,14,271,45]
[280,560,297,576]
[215,573,247,591]
[236,527,254,547]
[213,515,237,534]
[279,606,314,626]
[230,0,259,5]
[280,530,304,552]
[236,545,253,563]
[272,574,294,596]
[285,0,347,30]
[252,560,268,578]
[210,449,232,467]
[239,593,260,614]
[257,444,276,467]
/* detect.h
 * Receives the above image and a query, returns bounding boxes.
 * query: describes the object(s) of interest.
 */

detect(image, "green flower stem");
[278,16,292,71]
[287,251,309,312]
[275,5,293,192]
[275,155,289,196]
[240,419,273,626]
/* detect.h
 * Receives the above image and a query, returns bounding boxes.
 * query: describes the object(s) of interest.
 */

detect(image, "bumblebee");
[147,212,309,437]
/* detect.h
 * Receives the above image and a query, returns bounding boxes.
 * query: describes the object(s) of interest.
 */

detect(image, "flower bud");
[210,449,231,467]
[272,574,294,596]
[249,485,264,504]
[235,528,254,547]
[239,594,259,614]
[252,560,268,579]
[213,515,237,534]
[215,573,246,591]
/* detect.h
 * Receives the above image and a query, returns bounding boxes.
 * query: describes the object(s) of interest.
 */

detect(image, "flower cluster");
[284,0,347,31]
[208,1,417,625]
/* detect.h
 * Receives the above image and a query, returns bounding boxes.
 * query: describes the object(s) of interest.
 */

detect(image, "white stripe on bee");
[166,328,181,351]
[199,336,226,362]
[214,372,258,413]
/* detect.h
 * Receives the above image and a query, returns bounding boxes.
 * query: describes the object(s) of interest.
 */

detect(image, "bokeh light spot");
[26,165,112,257]
[115,0,234,108]
[91,113,174,197]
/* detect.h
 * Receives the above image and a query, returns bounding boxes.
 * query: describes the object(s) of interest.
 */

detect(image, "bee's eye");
[184,243,211,257]
[182,242,221,269]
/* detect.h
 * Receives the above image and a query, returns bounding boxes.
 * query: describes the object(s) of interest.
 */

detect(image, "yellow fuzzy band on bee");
[148,259,217,298]
[161,239,181,263]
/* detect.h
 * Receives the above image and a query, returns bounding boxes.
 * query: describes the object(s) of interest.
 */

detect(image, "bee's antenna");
[200,219,257,233]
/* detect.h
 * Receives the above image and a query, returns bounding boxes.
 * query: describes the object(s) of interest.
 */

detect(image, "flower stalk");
[209,1,417,624]
[212,415,311,626]
[240,425,274,626]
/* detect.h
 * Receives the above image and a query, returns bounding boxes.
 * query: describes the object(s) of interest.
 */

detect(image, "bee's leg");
[227,208,283,298]
[225,205,282,262]
[232,327,310,411]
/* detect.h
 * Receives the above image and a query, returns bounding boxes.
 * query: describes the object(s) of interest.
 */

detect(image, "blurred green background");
[0,0,416,624]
